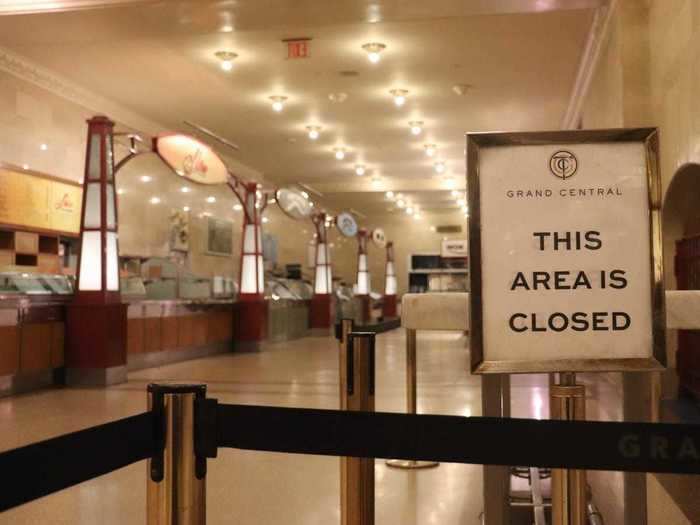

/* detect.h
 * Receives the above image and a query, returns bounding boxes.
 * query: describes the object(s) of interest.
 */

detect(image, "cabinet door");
[0,325,19,375]
[50,322,65,367]
[21,323,52,371]
[15,232,39,254]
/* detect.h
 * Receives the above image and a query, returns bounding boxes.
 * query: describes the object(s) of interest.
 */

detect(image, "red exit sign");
[284,38,311,59]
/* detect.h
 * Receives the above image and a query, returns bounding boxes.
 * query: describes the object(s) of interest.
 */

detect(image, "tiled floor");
[1,330,488,525]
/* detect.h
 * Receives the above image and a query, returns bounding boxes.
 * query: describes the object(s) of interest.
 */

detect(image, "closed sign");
[468,129,665,374]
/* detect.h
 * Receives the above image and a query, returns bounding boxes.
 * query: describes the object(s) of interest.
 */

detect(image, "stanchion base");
[386,459,439,469]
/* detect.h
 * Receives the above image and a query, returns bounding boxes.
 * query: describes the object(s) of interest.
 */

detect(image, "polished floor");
[0,329,627,524]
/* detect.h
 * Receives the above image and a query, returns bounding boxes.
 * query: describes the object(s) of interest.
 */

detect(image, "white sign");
[154,133,228,185]
[276,186,313,220]
[468,129,664,374]
[371,228,386,248]
[336,212,358,238]
[441,239,468,258]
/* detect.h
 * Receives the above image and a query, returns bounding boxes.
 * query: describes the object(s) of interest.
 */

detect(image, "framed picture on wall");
[206,217,233,256]
[169,209,190,252]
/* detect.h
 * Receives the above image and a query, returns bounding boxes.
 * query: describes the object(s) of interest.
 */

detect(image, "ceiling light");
[262,217,269,224]
[333,147,346,160]
[397,199,405,208]
[269,96,287,112]
[450,189,459,197]
[434,161,446,174]
[385,191,395,199]
[309,201,314,207]
[215,51,238,71]
[371,177,381,186]
[181,186,191,193]
[409,121,423,135]
[183,205,190,212]
[390,89,408,107]
[221,24,233,33]
[413,213,421,220]
[462,205,468,213]
[40,143,48,151]
[206,196,216,203]
[268,198,276,204]
[117,188,125,195]
[406,207,414,215]
[306,125,321,140]
[150,197,161,205]
[328,92,348,103]
[22,164,29,170]
[458,198,466,206]
[140,175,152,183]
[233,204,242,211]
[362,42,386,63]
[430,226,436,232]
[424,144,436,157]
[301,191,309,199]
[452,83,473,96]
[355,164,366,176]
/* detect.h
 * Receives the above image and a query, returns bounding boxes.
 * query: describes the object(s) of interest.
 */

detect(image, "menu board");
[0,168,82,234]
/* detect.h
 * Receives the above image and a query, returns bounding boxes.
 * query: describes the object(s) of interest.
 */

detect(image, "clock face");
[336,212,358,237]
[371,228,387,248]
[275,187,314,220]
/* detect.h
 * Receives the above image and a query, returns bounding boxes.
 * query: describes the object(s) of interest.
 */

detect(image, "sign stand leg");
[387,328,439,469]
[551,372,587,525]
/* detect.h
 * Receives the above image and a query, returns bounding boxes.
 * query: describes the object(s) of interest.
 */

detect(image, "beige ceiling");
[0,0,598,217]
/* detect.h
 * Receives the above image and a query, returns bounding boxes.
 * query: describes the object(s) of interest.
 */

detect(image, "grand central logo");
[549,150,578,180]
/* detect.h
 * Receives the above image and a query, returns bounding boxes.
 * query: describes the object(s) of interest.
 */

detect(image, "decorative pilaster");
[65,115,127,386]
[383,241,398,318]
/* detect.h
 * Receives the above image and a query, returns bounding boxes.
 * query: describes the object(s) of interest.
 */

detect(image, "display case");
[0,272,74,295]
[266,277,312,342]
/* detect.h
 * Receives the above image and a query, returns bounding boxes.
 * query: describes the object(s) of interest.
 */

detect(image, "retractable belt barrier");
[2,398,699,513]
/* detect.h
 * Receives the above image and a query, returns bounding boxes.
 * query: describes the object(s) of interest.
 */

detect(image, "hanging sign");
[336,212,358,238]
[371,228,386,248]
[154,133,228,185]
[468,129,665,374]
[276,186,314,220]
[441,239,468,258]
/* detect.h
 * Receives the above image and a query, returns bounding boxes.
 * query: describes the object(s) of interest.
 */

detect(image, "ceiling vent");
[436,225,463,234]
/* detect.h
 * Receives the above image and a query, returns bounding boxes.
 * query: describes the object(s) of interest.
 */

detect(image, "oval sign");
[154,133,228,185]
[276,186,314,220]
[371,228,387,248]
[336,212,358,237]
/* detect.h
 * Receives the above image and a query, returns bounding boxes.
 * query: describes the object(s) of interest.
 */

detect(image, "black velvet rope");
[0,412,154,512]
[215,403,700,475]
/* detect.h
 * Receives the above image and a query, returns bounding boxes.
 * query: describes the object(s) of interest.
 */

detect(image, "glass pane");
[106,184,116,229]
[106,232,119,291]
[241,254,257,293]
[78,231,102,291]
[87,133,101,180]
[243,224,257,252]
[84,183,102,228]
[257,255,264,291]
[106,134,114,181]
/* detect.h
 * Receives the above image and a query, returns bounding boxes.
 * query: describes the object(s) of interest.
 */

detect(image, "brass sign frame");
[467,128,666,374]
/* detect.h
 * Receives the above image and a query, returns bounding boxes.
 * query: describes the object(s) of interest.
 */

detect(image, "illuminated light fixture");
[150,196,161,205]
[206,196,216,203]
[183,205,190,212]
[268,198,276,204]
[434,161,446,174]
[396,199,405,208]
[371,176,381,186]
[306,125,321,140]
[406,207,414,215]
[409,121,423,135]
[328,92,348,103]
[140,175,152,183]
[309,201,314,207]
[430,226,436,232]
[362,42,386,63]
[214,50,238,71]
[22,164,29,170]
[451,189,459,197]
[40,143,48,151]
[462,205,468,213]
[424,144,436,157]
[116,188,125,195]
[355,164,366,176]
[233,203,243,211]
[301,191,309,199]
[333,147,346,160]
[269,95,288,112]
[390,89,408,107]
[262,216,269,224]
[413,213,421,220]
[221,24,233,33]
[385,191,395,199]
[458,198,466,206]
[181,186,191,193]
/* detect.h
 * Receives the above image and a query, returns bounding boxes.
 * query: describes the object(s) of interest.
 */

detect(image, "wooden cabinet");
[20,322,52,371]
[161,317,179,350]
[0,325,19,376]
[50,322,64,367]
[127,318,144,354]
[15,232,39,255]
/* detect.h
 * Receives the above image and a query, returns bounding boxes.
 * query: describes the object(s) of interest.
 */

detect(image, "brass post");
[550,372,586,525]
[147,384,206,525]
[387,328,439,469]
[340,332,375,525]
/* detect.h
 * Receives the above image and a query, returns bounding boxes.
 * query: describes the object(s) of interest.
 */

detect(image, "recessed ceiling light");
[424,144,436,157]
[262,216,269,223]
[355,164,366,176]
[22,164,29,170]
[117,188,125,195]
[181,186,191,193]
[430,226,436,232]
[452,83,473,96]
[215,51,238,71]
[183,205,190,212]
[39,143,48,151]
[362,42,386,63]
[269,95,287,112]
[221,24,233,33]
[268,198,276,204]
[385,191,395,199]
[309,201,314,207]
[371,176,381,186]
[434,161,446,174]
[450,189,459,197]
[397,199,405,208]
[140,175,152,182]
[306,125,321,140]
[206,196,216,203]
[333,147,346,160]
[390,89,408,107]
[409,121,423,135]
[406,207,414,215]
[413,213,421,220]
[233,204,242,211]
[150,196,161,205]
[328,92,348,103]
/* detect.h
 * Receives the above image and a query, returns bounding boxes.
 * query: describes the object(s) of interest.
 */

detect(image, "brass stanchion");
[387,328,439,469]
[147,384,207,525]
[550,372,586,525]
[340,332,375,525]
